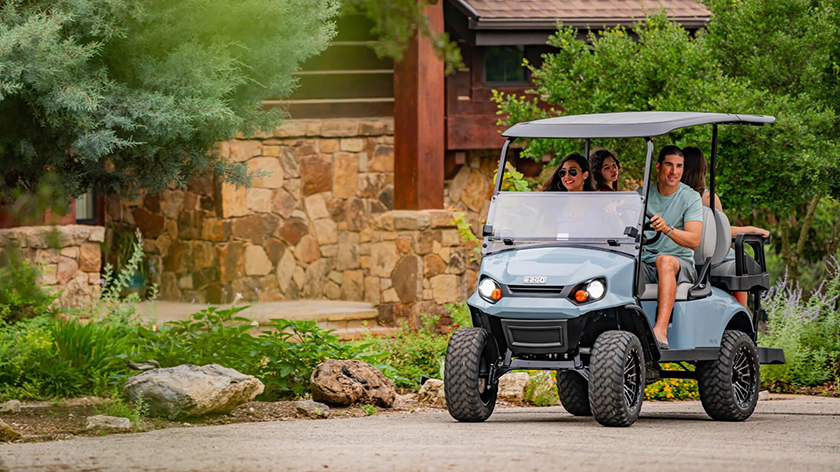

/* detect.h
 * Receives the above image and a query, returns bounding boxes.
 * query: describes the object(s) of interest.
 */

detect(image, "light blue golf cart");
[444,112,786,427]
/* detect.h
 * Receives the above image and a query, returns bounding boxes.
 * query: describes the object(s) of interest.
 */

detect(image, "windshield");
[485,191,643,255]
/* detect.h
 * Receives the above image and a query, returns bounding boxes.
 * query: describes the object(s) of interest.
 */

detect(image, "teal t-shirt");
[637,182,703,264]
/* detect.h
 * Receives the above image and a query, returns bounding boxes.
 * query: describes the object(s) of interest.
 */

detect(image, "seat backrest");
[694,206,731,266]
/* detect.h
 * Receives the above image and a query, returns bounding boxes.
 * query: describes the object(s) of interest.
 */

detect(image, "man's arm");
[649,216,703,250]
[668,220,702,250]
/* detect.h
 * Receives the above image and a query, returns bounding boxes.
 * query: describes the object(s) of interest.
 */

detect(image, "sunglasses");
[558,168,579,178]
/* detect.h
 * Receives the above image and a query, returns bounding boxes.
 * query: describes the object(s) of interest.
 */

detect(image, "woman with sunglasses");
[540,152,595,192]
[589,148,621,191]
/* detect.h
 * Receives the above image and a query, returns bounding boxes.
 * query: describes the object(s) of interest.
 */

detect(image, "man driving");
[638,146,703,349]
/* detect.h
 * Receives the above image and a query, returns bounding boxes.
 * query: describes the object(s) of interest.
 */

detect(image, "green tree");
[344,0,463,75]
[494,5,840,286]
[0,0,339,199]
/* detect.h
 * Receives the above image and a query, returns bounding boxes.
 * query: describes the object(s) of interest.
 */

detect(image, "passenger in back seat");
[681,147,770,306]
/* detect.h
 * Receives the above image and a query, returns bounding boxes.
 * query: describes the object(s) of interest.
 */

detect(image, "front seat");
[640,206,731,301]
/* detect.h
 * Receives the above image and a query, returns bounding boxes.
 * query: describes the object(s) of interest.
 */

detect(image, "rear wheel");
[697,330,759,421]
[556,371,591,416]
[588,331,645,427]
[444,328,498,422]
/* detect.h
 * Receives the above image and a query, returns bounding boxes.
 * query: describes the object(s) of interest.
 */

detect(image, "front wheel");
[588,330,645,427]
[444,327,498,422]
[697,330,759,421]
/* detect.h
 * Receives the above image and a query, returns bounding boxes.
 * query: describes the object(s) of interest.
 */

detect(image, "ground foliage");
[0,0,339,199]
[760,260,840,390]
[494,2,840,287]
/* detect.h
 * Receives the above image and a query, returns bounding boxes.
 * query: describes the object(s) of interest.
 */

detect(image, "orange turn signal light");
[574,290,589,303]
[491,288,503,301]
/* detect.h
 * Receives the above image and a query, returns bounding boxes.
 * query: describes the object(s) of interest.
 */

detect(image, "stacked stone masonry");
[107,118,482,322]
[0,225,105,308]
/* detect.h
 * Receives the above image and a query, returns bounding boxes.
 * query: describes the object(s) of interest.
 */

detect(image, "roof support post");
[393,1,445,210]
[584,138,590,159]
[710,124,718,210]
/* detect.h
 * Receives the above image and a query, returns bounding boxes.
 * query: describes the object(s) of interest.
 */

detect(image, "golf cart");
[444,112,786,427]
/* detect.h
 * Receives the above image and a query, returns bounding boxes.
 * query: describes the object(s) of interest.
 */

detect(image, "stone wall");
[0,225,105,308]
[107,118,479,320]
[444,150,498,240]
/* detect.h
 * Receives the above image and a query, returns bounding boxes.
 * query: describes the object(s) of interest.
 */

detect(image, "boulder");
[124,364,265,419]
[0,400,21,413]
[0,419,21,442]
[295,400,330,419]
[498,372,530,403]
[417,379,446,407]
[85,415,132,431]
[310,360,396,407]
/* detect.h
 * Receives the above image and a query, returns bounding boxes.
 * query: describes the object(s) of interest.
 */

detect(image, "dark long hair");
[589,148,621,191]
[681,146,707,196]
[541,152,594,192]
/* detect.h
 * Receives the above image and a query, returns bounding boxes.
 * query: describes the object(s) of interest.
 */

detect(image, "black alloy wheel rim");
[623,348,642,409]
[732,346,757,407]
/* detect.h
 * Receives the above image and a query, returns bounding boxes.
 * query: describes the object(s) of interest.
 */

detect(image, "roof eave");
[471,16,710,30]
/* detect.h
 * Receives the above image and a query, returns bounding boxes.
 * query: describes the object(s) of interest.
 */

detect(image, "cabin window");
[75,189,96,224]
[484,46,527,84]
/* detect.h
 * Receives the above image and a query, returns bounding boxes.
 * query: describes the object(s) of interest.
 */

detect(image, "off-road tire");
[588,330,645,427]
[444,327,498,422]
[556,371,591,416]
[697,330,759,421]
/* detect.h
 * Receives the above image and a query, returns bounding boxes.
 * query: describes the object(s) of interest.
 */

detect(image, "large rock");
[498,372,530,403]
[0,419,21,442]
[417,379,446,407]
[124,364,264,420]
[310,360,396,407]
[0,400,21,413]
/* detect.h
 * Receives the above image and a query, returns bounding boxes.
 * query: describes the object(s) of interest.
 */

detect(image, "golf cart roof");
[502,111,775,139]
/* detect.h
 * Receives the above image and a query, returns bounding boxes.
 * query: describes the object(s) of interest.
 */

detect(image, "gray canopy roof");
[502,111,775,139]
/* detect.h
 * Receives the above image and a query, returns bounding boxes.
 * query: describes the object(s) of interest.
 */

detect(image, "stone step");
[136,300,379,332]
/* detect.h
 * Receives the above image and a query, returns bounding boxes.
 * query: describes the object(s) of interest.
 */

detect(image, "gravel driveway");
[1,395,838,472]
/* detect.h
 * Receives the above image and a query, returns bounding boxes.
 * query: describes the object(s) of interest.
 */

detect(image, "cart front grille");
[506,285,564,298]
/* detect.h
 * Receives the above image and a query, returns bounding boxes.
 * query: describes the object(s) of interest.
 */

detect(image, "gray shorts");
[643,257,697,284]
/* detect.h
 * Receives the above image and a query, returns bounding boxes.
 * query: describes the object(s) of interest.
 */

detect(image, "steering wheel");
[643,210,663,246]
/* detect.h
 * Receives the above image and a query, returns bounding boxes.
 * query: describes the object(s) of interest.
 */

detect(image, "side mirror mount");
[482,225,494,237]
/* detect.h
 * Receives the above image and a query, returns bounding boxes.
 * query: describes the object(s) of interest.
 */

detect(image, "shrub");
[131,305,363,400]
[0,245,57,322]
[524,371,558,406]
[357,303,472,389]
[760,263,840,390]
[645,364,700,400]
[258,318,358,399]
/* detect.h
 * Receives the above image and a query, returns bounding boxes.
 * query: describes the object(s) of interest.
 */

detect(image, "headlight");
[571,278,607,304]
[586,280,606,299]
[478,277,502,303]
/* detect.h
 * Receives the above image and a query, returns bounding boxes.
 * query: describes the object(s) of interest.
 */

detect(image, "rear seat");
[640,206,731,300]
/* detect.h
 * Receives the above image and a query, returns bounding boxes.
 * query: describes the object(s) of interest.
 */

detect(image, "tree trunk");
[779,194,821,286]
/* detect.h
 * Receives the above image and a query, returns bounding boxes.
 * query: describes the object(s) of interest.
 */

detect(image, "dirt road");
[1,395,838,472]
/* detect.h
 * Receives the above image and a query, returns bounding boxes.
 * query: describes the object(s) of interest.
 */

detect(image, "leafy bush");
[0,246,57,322]
[130,305,364,400]
[358,303,472,389]
[760,263,840,390]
